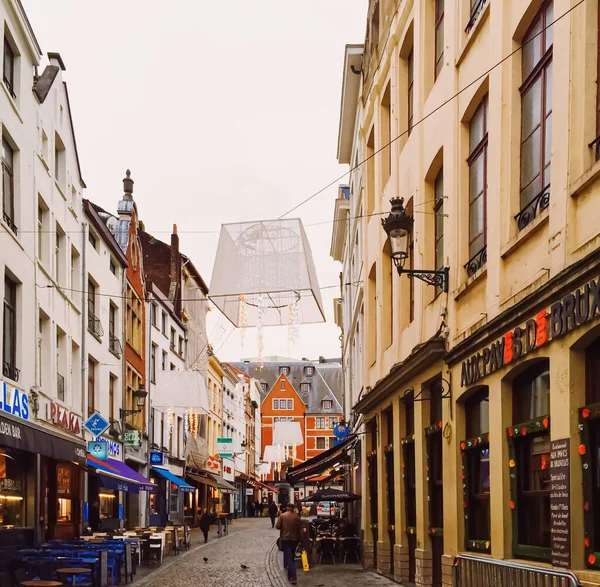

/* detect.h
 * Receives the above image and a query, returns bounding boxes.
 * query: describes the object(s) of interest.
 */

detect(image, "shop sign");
[124,430,141,447]
[550,438,571,568]
[207,455,221,472]
[93,438,121,458]
[0,477,22,491]
[45,401,81,434]
[0,382,29,421]
[150,451,164,466]
[222,458,234,482]
[84,412,110,437]
[217,437,233,457]
[461,275,600,388]
[87,441,108,460]
[246,488,254,496]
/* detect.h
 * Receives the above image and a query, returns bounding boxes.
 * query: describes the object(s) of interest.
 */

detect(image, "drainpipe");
[81,221,88,537]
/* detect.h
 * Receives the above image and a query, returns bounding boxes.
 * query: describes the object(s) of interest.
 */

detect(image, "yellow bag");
[301,549,310,572]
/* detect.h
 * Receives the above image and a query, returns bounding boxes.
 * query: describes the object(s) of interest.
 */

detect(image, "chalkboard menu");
[550,438,571,568]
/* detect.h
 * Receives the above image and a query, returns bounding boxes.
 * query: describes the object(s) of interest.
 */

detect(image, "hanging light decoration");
[184,408,189,439]
[287,299,300,353]
[168,408,174,434]
[256,294,266,363]
[238,294,247,349]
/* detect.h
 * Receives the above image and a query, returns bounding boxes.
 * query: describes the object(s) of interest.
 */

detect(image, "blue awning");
[152,467,195,493]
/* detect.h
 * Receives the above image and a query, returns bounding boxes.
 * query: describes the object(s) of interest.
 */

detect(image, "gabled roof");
[228,359,342,413]
[83,199,127,267]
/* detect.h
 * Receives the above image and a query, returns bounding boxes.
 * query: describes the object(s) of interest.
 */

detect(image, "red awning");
[249,479,279,494]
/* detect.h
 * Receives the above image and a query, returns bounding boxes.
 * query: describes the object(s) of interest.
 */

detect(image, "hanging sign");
[550,438,571,568]
[246,488,254,496]
[124,430,141,447]
[87,441,108,460]
[150,451,164,466]
[84,412,110,437]
[217,437,233,457]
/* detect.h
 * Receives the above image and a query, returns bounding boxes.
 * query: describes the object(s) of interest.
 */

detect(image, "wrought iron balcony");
[2,361,19,382]
[466,0,488,32]
[514,185,550,231]
[109,332,122,358]
[2,212,17,235]
[57,373,65,401]
[87,309,104,339]
[464,246,487,278]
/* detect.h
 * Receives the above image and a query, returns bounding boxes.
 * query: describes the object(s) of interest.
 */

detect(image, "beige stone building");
[333,0,600,584]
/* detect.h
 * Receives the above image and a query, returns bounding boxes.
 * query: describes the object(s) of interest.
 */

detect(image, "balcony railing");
[2,212,18,235]
[57,373,65,401]
[464,246,487,278]
[514,184,550,231]
[2,361,19,382]
[88,309,104,339]
[465,0,488,33]
[109,332,122,358]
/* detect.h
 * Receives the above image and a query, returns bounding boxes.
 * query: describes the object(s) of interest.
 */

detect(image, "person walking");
[276,503,301,585]
[268,501,278,528]
[199,508,211,543]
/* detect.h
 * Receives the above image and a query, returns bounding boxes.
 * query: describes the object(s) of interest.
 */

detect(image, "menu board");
[550,438,571,568]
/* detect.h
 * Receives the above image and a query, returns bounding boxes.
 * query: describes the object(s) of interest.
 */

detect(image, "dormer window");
[301,383,310,393]
[261,381,267,392]
[322,400,332,411]
[279,366,290,376]
[305,366,314,377]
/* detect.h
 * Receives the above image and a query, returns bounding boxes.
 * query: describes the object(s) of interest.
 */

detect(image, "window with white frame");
[287,399,293,410]
[322,400,332,411]
[304,366,314,377]
[316,437,326,450]
[279,366,290,376]
[316,417,325,429]
[329,418,338,429]
[301,383,310,393]
[273,399,279,410]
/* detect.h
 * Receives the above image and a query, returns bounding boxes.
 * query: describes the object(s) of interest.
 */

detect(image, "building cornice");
[353,337,447,414]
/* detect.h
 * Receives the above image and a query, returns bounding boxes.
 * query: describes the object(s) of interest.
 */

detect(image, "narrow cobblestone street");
[133,518,398,587]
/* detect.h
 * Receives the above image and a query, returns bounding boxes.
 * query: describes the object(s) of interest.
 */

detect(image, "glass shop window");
[99,489,117,519]
[0,449,24,527]
[57,464,74,523]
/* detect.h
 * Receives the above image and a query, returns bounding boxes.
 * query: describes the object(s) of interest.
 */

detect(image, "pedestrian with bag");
[276,503,301,585]
[268,501,278,528]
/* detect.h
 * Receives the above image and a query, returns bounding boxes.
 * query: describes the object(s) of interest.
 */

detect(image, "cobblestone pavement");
[133,518,398,587]
[134,516,281,587]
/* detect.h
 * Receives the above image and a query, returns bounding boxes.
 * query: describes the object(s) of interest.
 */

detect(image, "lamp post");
[381,197,449,293]
[119,385,148,420]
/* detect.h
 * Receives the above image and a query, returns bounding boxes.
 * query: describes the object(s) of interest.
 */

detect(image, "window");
[108,303,117,340]
[150,343,157,384]
[519,1,553,215]
[280,380,285,390]
[407,49,414,135]
[434,168,444,278]
[88,231,97,250]
[510,360,551,560]
[162,350,168,370]
[2,276,17,380]
[126,286,143,354]
[70,247,79,300]
[366,129,375,215]
[37,203,44,261]
[328,437,335,449]
[88,281,103,338]
[329,418,338,429]
[54,223,63,283]
[177,416,181,457]
[54,133,65,187]
[109,375,116,422]
[381,84,391,185]
[151,303,157,327]
[0,449,24,527]
[434,0,444,79]
[316,437,326,450]
[279,366,290,376]
[87,359,95,416]
[3,37,15,97]
[463,388,490,550]
[109,259,116,275]
[56,329,65,401]
[408,199,415,322]
[467,96,488,270]
[170,363,176,371]
[301,383,310,393]
[287,399,293,410]
[305,366,314,377]
[178,336,184,358]
[170,327,176,350]
[261,381,267,392]
[161,312,167,335]
[273,399,279,410]
[2,138,16,234]
[125,366,144,430]
[316,417,325,429]
[57,463,75,523]
[323,400,332,411]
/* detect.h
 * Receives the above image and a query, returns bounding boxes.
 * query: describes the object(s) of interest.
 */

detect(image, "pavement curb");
[131,527,256,587]
[266,540,287,587]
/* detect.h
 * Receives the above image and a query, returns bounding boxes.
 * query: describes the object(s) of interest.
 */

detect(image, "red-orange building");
[231,359,343,485]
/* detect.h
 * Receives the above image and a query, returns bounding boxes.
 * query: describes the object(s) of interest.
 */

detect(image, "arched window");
[462,387,490,552]
[509,360,551,560]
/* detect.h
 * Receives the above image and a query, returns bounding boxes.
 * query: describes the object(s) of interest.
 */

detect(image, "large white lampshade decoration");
[263,444,286,474]
[273,420,304,462]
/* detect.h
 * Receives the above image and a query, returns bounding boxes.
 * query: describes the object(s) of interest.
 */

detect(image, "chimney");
[319,356,325,363]
[169,224,182,315]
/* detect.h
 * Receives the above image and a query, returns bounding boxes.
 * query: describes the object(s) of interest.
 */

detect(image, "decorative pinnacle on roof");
[123,169,134,200]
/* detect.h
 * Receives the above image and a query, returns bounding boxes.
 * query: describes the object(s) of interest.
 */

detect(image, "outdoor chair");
[341,537,361,564]
[318,538,336,565]
[147,538,162,566]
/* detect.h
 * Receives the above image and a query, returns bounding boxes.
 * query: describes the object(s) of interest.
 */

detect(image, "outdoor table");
[21,582,63,587]
[57,567,92,586]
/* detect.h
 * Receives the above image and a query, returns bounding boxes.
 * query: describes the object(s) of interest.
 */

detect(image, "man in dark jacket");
[276,503,301,585]
[268,501,278,528]
[199,508,211,543]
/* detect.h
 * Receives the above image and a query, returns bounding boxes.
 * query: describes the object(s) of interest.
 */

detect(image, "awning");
[248,479,279,494]
[87,455,157,493]
[152,467,194,493]
[209,473,236,493]
[187,473,219,488]
[286,435,357,486]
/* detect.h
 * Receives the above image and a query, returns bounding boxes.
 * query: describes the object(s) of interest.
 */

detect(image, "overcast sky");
[23,0,367,363]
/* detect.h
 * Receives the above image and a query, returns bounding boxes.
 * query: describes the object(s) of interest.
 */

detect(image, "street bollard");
[224,517,229,536]
[217,518,223,538]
